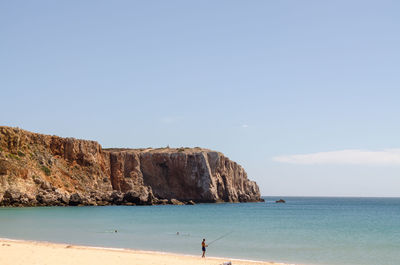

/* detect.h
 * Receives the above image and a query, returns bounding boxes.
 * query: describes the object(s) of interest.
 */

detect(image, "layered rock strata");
[0,126,261,206]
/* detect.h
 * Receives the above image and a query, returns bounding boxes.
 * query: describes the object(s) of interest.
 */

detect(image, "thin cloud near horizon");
[273,149,400,165]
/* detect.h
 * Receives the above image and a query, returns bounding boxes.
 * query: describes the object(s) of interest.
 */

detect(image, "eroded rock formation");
[0,126,262,206]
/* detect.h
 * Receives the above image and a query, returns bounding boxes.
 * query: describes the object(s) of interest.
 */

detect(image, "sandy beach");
[0,238,291,265]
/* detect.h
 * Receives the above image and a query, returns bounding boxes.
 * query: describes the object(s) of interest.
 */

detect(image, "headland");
[0,126,262,206]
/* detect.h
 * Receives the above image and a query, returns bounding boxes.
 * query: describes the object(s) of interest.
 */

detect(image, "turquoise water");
[0,197,399,265]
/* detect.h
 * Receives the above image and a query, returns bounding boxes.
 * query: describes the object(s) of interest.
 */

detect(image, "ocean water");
[0,197,399,265]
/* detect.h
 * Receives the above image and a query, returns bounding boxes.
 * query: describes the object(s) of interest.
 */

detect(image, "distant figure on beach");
[176,232,179,235]
[201,239,208,258]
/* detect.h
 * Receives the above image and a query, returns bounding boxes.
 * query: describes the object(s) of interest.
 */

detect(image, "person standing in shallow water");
[201,239,208,258]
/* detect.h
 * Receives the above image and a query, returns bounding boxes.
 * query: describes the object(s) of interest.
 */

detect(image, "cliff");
[0,126,262,206]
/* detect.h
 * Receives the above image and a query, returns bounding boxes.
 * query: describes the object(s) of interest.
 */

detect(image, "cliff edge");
[0,126,262,206]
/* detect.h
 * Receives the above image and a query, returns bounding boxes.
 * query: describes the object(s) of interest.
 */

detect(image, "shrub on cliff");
[7,153,20,160]
[41,166,51,176]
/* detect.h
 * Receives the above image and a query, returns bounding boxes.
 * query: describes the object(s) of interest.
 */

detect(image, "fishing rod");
[207,231,233,245]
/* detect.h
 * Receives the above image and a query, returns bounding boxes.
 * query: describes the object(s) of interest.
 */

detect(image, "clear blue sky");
[1,1,400,196]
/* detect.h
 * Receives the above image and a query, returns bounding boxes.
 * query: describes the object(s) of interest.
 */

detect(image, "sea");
[0,197,399,265]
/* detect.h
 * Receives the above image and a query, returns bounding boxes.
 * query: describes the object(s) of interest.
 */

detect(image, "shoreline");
[0,237,297,265]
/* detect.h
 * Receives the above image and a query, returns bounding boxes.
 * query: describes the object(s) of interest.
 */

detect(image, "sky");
[1,1,400,197]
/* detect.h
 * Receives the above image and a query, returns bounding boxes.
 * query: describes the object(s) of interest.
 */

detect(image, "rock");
[38,193,59,205]
[20,194,36,206]
[2,189,22,205]
[0,160,11,175]
[32,176,42,185]
[170,198,184,205]
[58,194,70,205]
[276,199,285,203]
[146,188,156,204]
[35,193,44,204]
[97,192,111,202]
[157,199,169,205]
[40,181,52,191]
[123,187,155,205]
[123,191,141,204]
[186,200,196,205]
[0,126,262,207]
[96,201,108,206]
[110,191,123,205]
[86,200,97,206]
[138,150,261,203]
[69,193,83,206]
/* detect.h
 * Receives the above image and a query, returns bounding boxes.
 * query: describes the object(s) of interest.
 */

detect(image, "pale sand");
[0,238,293,265]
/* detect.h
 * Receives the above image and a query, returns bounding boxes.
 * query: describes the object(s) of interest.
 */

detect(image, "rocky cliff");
[0,126,262,206]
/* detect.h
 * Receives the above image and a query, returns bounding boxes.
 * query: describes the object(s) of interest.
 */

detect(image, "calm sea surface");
[0,197,399,265]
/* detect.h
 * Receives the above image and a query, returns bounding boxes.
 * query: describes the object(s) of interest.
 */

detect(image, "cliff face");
[0,126,261,206]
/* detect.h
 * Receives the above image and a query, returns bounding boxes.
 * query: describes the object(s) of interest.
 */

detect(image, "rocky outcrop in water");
[0,126,262,206]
